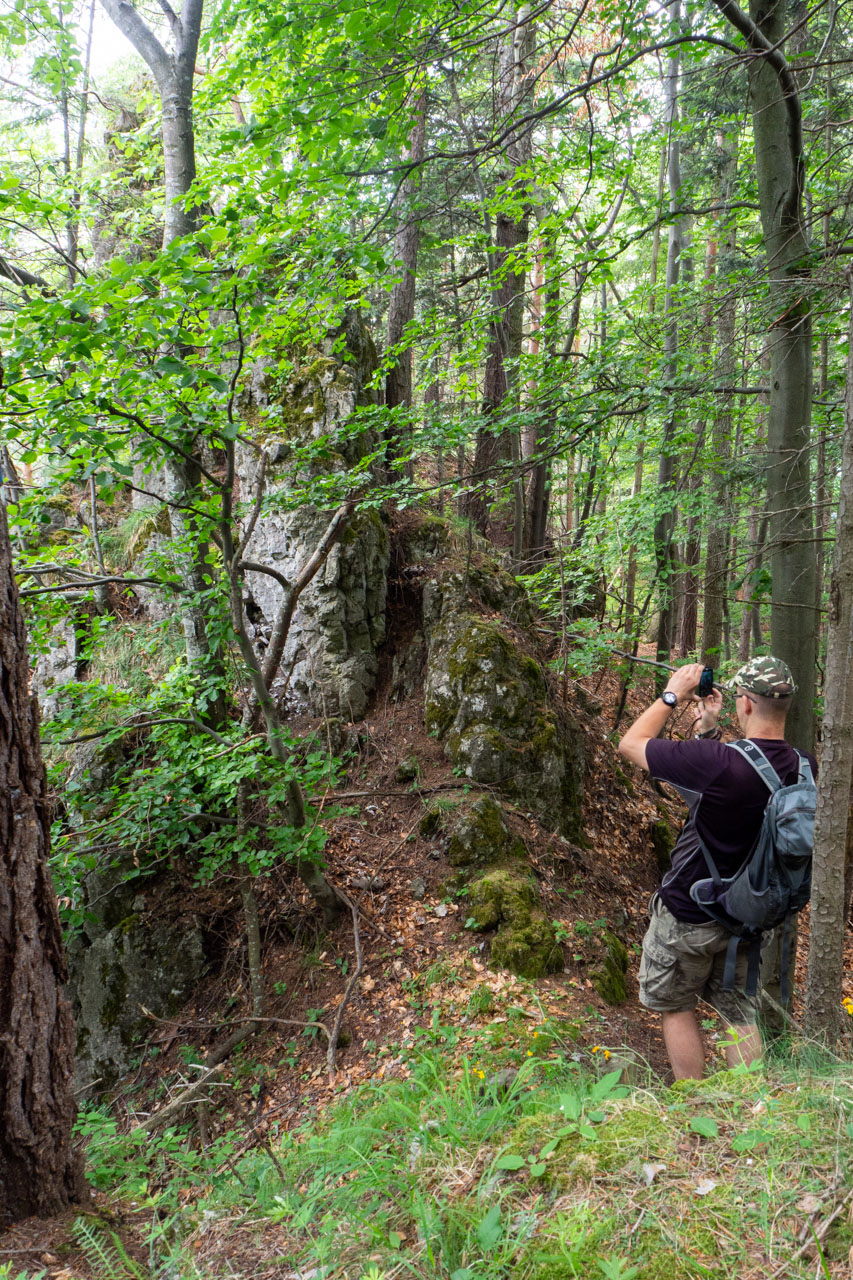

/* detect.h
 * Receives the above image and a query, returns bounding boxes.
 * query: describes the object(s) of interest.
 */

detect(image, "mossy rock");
[243,310,379,467]
[650,806,676,876]
[402,514,451,563]
[466,866,562,980]
[396,755,420,782]
[590,930,629,1005]
[419,806,443,838]
[447,796,527,871]
[425,610,584,839]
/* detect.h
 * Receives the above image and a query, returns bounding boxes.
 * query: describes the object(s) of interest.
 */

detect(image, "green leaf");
[587,1110,607,1123]
[529,1161,547,1177]
[558,1091,582,1121]
[590,1069,623,1101]
[578,1124,599,1140]
[796,1114,812,1133]
[690,1116,720,1139]
[477,1204,502,1252]
[154,356,187,376]
[495,1153,526,1170]
[540,1137,560,1157]
[731,1129,769,1152]
[388,1230,403,1249]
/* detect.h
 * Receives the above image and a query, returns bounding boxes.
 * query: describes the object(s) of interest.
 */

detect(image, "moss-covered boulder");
[468,869,563,979]
[448,795,527,871]
[590,930,629,1005]
[424,582,583,838]
[448,798,562,979]
[68,893,206,1090]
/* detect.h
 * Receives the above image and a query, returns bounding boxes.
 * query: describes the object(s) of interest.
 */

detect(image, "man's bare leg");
[661,1010,705,1080]
[723,1023,762,1069]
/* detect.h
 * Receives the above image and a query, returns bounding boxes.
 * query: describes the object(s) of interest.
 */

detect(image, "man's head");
[727,656,796,734]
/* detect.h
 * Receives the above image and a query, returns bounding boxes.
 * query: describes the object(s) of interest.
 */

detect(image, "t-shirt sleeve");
[644,738,730,793]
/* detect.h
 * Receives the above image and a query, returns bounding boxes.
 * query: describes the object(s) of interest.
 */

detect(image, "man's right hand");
[662,662,705,705]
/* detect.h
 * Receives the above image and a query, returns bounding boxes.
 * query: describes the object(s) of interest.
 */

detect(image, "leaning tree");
[0,496,84,1221]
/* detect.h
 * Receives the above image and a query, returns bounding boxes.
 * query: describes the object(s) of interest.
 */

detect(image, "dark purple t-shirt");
[645,737,818,923]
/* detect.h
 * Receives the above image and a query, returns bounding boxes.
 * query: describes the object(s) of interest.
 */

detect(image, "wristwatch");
[696,726,723,740]
[661,691,678,708]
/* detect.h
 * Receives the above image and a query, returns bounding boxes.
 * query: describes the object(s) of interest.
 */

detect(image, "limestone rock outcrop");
[423,562,584,840]
[235,313,389,720]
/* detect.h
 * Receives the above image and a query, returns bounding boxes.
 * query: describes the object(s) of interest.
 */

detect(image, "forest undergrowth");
[4,657,853,1280]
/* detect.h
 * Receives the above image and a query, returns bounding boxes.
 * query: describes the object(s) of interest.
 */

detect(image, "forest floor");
[4,651,853,1279]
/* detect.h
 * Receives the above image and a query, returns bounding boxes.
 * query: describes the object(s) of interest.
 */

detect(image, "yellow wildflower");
[604,1050,611,1061]
[591,1045,600,1054]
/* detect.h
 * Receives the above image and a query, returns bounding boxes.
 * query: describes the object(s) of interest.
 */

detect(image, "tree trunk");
[804,270,853,1036]
[625,143,667,643]
[654,7,684,686]
[679,223,719,658]
[385,92,427,477]
[524,236,557,565]
[100,0,229,718]
[465,9,532,543]
[0,501,84,1223]
[701,125,738,665]
[713,0,816,748]
[99,0,203,246]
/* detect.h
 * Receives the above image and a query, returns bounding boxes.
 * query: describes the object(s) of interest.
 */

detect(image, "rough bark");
[464,8,533,543]
[654,7,684,685]
[804,272,853,1036]
[525,233,562,565]
[712,0,816,749]
[384,92,427,477]
[701,125,738,665]
[0,500,84,1223]
[624,144,667,643]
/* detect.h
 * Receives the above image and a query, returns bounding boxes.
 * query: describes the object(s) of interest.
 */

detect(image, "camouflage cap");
[727,655,798,699]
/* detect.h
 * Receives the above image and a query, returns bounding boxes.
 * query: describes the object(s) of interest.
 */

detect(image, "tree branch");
[0,254,53,294]
[327,890,363,1081]
[97,0,171,84]
[259,500,356,692]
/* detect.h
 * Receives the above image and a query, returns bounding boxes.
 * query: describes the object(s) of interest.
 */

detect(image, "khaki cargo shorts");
[639,894,759,1026]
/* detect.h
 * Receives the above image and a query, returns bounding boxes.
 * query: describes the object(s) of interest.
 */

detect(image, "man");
[618,657,817,1080]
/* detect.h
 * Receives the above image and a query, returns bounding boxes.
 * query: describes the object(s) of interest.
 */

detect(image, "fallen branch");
[327,889,363,1081]
[132,1022,258,1134]
[321,781,497,803]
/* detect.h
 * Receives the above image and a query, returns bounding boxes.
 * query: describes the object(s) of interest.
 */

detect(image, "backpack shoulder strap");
[795,751,815,787]
[727,738,782,793]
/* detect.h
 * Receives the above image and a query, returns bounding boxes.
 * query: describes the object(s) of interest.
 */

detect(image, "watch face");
[662,691,678,707]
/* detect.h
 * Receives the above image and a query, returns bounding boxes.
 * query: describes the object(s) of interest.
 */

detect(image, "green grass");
[81,1035,853,1280]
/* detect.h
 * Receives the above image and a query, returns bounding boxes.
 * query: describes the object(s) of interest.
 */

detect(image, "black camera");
[697,666,715,698]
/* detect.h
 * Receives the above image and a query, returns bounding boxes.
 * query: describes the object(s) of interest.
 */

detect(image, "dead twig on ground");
[374,814,423,874]
[327,889,363,1081]
[768,1182,853,1278]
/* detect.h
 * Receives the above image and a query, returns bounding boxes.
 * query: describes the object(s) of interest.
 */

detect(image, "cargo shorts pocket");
[639,904,720,1013]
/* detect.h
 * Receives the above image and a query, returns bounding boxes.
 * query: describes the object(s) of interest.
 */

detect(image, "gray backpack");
[690,739,816,998]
